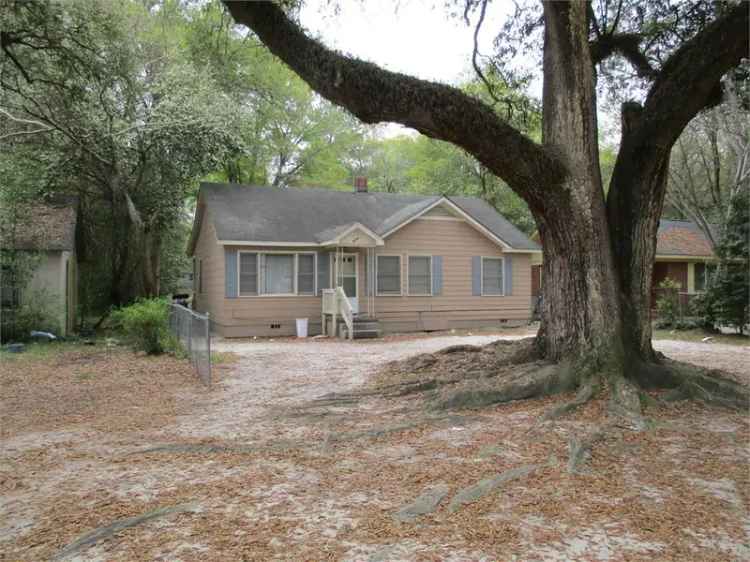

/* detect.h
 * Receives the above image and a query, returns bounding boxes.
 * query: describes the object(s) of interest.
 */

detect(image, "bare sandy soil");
[1,332,748,561]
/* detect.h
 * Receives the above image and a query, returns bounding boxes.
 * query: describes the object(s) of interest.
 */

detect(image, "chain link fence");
[168,303,211,386]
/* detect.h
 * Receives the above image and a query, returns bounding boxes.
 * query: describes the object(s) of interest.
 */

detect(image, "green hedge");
[112,298,172,354]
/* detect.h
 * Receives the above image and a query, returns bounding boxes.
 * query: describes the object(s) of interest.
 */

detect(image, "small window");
[265,254,294,294]
[408,256,431,295]
[239,252,258,295]
[482,257,504,296]
[377,255,401,295]
[297,254,315,295]
[694,263,706,292]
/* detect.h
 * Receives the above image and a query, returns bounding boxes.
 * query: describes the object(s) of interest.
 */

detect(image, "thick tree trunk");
[537,2,625,369]
[607,104,671,362]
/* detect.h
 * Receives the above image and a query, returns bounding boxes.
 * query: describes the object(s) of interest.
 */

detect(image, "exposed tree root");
[567,424,613,474]
[540,375,600,421]
[437,344,484,354]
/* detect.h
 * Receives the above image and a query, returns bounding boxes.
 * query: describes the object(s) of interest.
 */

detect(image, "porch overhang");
[318,222,385,248]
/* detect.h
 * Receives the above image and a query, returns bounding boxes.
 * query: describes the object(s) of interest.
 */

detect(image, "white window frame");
[376,254,403,297]
[481,256,505,297]
[406,254,433,297]
[237,251,317,298]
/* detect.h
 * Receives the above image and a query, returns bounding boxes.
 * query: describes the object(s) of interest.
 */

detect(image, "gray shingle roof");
[5,195,78,252]
[195,183,539,252]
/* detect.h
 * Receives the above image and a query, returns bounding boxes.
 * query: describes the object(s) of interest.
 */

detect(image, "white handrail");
[336,286,354,340]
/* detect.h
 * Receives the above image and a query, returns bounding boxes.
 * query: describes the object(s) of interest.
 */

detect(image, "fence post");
[206,311,211,386]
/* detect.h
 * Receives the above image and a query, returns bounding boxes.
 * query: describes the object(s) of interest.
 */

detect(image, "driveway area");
[2,333,748,561]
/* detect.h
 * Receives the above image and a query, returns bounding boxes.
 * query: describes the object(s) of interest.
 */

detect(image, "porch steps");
[340,315,381,339]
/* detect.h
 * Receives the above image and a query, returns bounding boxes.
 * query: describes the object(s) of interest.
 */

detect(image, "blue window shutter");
[472,256,482,296]
[432,256,443,295]
[504,255,513,295]
[317,252,330,295]
[225,248,238,298]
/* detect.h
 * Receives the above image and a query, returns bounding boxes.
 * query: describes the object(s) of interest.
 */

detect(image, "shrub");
[655,278,680,327]
[689,291,718,331]
[111,298,170,354]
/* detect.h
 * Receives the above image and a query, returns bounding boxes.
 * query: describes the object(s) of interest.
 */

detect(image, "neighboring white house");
[1,196,78,337]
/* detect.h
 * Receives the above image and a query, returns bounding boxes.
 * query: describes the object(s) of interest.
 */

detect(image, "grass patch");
[211,351,239,365]
[0,340,88,362]
[653,328,749,346]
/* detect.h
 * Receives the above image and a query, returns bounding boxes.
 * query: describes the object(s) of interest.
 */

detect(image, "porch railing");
[321,287,354,339]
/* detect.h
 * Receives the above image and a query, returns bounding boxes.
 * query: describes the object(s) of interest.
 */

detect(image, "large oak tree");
[222,0,749,415]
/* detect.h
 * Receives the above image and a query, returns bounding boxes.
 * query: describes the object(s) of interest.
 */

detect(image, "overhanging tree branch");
[222,1,564,205]
[640,1,749,146]
[589,33,655,78]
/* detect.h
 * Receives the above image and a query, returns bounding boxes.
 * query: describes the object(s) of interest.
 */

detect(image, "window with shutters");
[408,255,432,295]
[377,255,401,295]
[238,252,316,296]
[481,257,504,296]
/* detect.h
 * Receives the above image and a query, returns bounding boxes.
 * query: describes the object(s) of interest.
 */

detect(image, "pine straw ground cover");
[1,337,749,561]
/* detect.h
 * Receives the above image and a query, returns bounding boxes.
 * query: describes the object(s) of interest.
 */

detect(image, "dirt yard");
[1,333,748,561]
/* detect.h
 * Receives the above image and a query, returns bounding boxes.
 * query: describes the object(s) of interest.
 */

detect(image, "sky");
[298,0,532,137]
[297,1,619,143]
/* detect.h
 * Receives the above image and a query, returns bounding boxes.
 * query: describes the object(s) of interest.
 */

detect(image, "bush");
[689,291,718,331]
[655,278,680,327]
[111,298,171,354]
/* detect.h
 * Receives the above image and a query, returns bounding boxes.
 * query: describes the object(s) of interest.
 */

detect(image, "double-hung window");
[239,252,315,296]
[297,254,315,295]
[408,256,432,295]
[377,255,401,295]
[239,252,258,295]
[482,257,504,296]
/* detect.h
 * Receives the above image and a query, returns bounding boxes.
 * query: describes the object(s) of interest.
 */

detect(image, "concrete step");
[353,329,380,339]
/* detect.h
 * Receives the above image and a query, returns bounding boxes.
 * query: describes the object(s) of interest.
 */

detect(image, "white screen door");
[334,253,358,313]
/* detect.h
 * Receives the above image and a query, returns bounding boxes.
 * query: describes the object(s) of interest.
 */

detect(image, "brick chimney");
[354,176,368,193]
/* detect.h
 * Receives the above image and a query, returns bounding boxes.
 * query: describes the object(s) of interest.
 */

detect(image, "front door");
[333,253,358,313]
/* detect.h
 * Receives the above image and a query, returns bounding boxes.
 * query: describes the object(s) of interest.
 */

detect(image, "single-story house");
[1,196,79,337]
[530,219,718,308]
[188,180,540,338]
[651,219,717,308]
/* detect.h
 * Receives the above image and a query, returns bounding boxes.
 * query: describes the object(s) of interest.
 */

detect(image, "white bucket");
[295,318,309,338]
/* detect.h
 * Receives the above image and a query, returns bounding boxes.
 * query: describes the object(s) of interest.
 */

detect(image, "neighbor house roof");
[189,183,539,254]
[656,219,715,258]
[5,195,78,252]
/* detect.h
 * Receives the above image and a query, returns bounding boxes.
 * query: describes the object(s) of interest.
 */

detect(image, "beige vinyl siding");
[200,212,532,337]
[360,218,532,332]
[192,209,226,326]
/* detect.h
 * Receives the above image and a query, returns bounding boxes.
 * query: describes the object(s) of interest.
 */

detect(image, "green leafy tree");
[705,189,750,334]
[1,0,240,305]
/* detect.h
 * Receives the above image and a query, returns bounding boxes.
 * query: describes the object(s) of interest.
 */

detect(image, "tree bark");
[536,1,624,367]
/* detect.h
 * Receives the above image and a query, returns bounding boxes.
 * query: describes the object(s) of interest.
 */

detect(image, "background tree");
[700,188,750,334]
[666,74,750,246]
[223,0,749,414]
